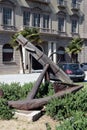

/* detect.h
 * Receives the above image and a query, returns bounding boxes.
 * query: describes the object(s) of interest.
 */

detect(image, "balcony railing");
[71,3,80,11]
[0,24,18,32]
[57,0,67,8]
[28,0,50,4]
[22,26,59,35]
[39,28,59,35]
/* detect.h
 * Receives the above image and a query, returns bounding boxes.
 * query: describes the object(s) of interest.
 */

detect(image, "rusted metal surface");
[8,85,83,110]
[53,82,67,93]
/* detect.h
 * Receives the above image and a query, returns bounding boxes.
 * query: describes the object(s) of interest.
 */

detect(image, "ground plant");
[46,87,87,120]
[0,82,33,100]
[0,81,87,130]
[0,82,53,120]
[0,99,14,120]
[56,111,87,130]
[46,83,87,129]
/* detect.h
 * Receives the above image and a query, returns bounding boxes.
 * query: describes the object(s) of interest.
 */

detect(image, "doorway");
[32,45,43,70]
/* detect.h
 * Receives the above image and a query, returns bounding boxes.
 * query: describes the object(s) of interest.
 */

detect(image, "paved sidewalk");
[0,71,87,85]
[0,73,41,85]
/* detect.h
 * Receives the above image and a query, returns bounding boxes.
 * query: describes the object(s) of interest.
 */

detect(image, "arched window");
[3,44,13,62]
[57,47,65,62]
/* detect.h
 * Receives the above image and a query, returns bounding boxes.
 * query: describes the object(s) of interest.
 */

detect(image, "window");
[43,15,49,28]
[71,19,78,33]
[3,7,12,26]
[3,44,13,62]
[33,13,40,27]
[23,11,30,26]
[58,17,65,32]
[72,0,76,4]
[71,0,80,9]
[58,0,64,5]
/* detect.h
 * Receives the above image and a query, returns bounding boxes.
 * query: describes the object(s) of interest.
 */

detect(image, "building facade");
[0,0,87,74]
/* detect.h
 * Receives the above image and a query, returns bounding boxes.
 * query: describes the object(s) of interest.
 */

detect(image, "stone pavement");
[0,73,41,85]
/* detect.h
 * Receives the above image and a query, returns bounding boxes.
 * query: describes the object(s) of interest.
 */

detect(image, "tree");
[10,28,42,73]
[66,37,84,63]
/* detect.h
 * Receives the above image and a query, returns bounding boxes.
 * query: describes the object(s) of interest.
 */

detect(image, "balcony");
[71,3,80,11]
[57,0,67,9]
[21,26,68,38]
[0,24,18,32]
[26,0,50,4]
[39,28,59,35]
[22,26,59,36]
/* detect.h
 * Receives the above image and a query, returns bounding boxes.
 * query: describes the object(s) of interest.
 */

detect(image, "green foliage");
[20,82,34,99]
[0,80,87,125]
[70,88,87,112]
[46,96,71,120]
[56,111,87,130]
[10,27,42,49]
[46,88,87,120]
[0,99,14,120]
[0,83,22,100]
[0,82,54,120]
[46,87,87,129]
[0,82,34,100]
[66,37,84,62]
[66,37,83,54]
[0,82,34,120]
[36,82,54,98]
[45,123,52,130]
[0,82,54,101]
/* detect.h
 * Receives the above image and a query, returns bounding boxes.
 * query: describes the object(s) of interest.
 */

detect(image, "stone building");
[0,0,87,74]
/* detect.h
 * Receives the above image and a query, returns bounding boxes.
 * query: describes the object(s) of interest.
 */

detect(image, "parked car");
[80,63,87,71]
[59,63,85,82]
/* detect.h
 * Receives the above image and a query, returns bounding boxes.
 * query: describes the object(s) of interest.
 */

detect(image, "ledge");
[14,110,42,122]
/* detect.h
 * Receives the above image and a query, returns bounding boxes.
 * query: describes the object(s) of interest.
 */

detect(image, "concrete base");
[14,110,42,122]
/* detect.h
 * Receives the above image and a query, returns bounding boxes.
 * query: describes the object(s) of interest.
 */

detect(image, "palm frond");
[66,37,84,62]
[10,27,43,49]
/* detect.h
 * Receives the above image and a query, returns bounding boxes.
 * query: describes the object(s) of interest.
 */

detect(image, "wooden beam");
[16,34,73,84]
[8,85,83,110]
